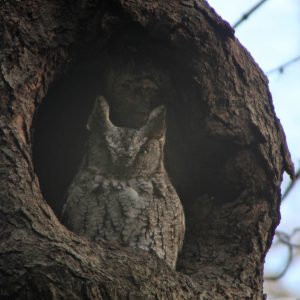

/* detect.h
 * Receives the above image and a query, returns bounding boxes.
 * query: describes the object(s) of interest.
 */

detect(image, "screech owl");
[61,96,185,269]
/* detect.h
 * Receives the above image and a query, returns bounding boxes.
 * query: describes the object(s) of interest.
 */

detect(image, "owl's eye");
[141,142,152,155]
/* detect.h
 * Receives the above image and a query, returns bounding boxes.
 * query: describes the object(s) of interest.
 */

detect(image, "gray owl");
[62,96,185,269]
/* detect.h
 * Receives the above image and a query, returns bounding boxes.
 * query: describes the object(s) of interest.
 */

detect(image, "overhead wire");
[266,55,300,75]
[233,0,269,28]
[232,0,300,76]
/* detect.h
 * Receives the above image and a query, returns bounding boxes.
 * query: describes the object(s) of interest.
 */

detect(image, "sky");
[206,0,300,298]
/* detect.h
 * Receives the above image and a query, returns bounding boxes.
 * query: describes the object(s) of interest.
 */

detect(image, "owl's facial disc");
[105,128,146,169]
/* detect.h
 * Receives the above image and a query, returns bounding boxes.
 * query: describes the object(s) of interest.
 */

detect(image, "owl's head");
[86,96,166,177]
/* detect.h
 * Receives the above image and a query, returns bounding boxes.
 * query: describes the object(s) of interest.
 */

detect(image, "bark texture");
[0,0,294,299]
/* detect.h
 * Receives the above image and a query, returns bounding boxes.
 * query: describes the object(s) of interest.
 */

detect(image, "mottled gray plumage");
[62,96,185,269]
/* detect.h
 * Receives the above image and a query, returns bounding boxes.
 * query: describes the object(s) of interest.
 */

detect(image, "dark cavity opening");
[32,25,238,220]
[33,61,105,216]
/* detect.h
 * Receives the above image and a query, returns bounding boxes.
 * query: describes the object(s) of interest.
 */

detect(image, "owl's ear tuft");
[87,96,114,131]
[142,105,166,138]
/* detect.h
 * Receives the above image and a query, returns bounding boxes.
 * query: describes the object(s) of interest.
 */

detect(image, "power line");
[233,0,269,29]
[266,55,300,75]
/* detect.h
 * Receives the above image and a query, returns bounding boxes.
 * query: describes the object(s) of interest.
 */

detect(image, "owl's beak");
[111,153,134,168]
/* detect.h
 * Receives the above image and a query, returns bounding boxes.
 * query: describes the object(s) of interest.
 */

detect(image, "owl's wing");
[61,180,88,234]
[61,170,103,237]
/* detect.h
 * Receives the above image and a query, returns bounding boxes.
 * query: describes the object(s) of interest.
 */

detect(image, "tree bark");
[0,0,294,299]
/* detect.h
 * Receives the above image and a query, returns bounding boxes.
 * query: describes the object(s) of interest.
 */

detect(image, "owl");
[61,96,185,269]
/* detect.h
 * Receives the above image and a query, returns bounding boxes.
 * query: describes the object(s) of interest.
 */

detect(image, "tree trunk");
[0,0,294,299]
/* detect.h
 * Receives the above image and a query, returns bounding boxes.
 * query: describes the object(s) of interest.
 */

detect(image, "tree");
[0,0,294,299]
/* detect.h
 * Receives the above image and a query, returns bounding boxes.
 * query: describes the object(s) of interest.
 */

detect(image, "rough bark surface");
[0,0,294,299]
